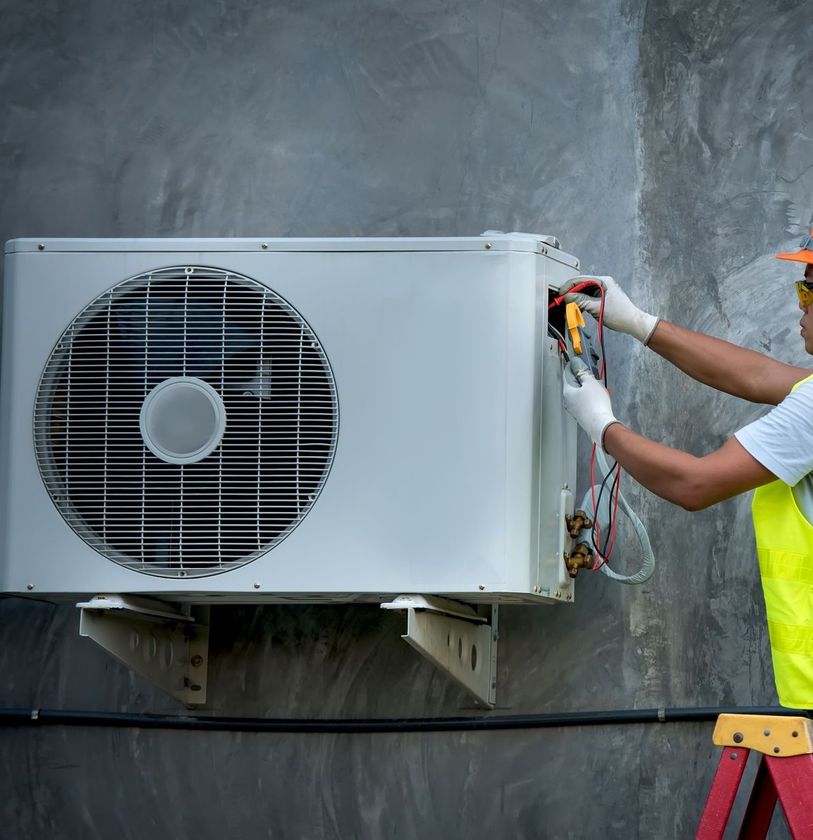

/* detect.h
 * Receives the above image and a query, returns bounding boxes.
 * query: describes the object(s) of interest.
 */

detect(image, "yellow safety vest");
[752,373,813,709]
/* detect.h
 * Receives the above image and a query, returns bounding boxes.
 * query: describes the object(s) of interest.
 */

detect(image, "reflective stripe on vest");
[751,372,813,709]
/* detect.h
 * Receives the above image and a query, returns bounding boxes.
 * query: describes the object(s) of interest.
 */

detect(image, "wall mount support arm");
[381,595,498,708]
[76,594,209,707]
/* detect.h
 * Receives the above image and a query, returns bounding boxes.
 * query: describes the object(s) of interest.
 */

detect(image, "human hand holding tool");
[562,357,619,449]
[560,275,659,344]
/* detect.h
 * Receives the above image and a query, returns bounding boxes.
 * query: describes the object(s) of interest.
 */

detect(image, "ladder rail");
[696,747,749,839]
[766,752,813,837]
[738,756,777,839]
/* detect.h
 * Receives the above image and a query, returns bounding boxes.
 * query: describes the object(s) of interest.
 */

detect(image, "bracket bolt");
[190,655,204,668]
[261,243,268,250]
[37,243,45,251]
[26,583,34,590]
[484,242,492,250]
[253,582,261,589]
[733,732,744,743]
[478,584,485,591]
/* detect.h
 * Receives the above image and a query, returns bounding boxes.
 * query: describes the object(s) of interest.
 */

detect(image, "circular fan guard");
[34,266,338,578]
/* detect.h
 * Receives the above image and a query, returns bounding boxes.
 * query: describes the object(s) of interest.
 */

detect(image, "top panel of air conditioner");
[0,234,579,604]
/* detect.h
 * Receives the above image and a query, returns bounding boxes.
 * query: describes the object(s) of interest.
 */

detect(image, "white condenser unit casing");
[0,235,580,605]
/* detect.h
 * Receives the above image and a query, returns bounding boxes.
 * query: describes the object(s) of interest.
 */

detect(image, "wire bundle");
[549,280,622,566]
[549,280,655,584]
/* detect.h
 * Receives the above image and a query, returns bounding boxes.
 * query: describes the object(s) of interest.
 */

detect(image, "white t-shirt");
[734,377,813,522]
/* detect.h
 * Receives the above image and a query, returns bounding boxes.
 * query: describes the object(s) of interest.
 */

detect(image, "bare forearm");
[602,423,776,511]
[602,423,704,509]
[647,320,806,405]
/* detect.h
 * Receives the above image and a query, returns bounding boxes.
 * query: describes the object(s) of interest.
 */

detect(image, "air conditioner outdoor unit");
[0,233,581,706]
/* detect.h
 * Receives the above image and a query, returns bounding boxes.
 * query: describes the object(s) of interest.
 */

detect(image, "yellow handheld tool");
[565,302,586,356]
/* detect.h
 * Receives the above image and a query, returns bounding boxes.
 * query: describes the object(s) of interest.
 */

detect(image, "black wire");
[590,458,619,556]
[547,323,568,348]
[591,466,616,552]
[547,325,569,361]
[600,465,622,558]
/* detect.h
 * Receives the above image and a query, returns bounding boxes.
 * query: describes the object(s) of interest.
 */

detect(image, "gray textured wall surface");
[0,0,811,837]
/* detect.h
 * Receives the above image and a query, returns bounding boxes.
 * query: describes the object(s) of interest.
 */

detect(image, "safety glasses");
[796,280,813,309]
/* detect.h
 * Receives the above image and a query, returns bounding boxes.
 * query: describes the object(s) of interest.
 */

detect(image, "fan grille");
[34,266,338,578]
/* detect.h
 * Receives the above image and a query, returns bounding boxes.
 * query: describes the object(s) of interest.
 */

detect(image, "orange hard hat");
[776,229,813,264]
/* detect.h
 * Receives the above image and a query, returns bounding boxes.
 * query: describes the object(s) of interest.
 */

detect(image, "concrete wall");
[1,0,810,836]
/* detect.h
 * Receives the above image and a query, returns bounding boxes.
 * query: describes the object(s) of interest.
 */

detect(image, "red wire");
[601,276,621,561]
[548,280,603,309]
[588,282,607,568]
[590,442,599,567]
[597,286,606,381]
[592,282,624,564]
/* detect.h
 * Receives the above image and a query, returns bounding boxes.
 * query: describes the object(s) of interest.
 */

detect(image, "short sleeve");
[734,380,813,487]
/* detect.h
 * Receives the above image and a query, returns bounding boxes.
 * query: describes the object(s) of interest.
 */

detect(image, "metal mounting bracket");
[76,594,209,707]
[381,595,498,708]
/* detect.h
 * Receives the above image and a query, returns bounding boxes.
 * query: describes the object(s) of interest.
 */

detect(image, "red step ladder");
[696,713,813,838]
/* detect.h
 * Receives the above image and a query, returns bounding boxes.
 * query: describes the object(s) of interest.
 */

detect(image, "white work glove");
[563,358,619,449]
[560,275,659,345]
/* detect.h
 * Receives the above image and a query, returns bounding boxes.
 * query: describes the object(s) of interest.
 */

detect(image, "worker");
[561,229,813,710]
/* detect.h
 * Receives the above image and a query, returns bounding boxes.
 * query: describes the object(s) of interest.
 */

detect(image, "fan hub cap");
[140,377,226,465]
